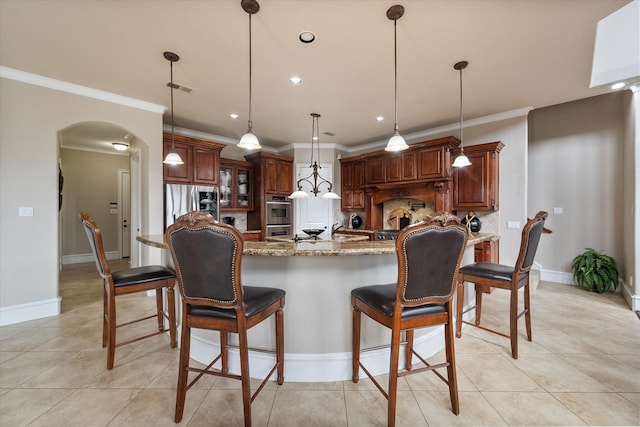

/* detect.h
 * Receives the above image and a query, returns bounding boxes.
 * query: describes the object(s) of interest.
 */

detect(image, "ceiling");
[0,0,630,151]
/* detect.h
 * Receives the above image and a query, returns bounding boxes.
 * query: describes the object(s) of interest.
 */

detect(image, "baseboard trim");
[62,251,119,265]
[0,297,61,326]
[188,325,446,382]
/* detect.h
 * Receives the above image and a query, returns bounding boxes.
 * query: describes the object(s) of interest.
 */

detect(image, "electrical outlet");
[507,221,520,229]
[553,207,563,214]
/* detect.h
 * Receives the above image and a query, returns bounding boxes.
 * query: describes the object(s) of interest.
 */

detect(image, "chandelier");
[289,113,340,200]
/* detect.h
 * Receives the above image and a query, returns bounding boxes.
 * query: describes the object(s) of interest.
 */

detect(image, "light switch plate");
[553,207,563,214]
[507,221,520,229]
[19,207,34,217]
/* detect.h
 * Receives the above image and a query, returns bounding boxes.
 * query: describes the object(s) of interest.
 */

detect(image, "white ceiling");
[0,0,630,150]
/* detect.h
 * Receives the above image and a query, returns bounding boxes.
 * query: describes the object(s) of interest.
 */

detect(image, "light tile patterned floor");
[1,260,639,426]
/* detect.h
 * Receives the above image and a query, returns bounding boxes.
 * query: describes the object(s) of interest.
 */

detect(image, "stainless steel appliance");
[374,230,400,240]
[265,195,292,237]
[165,184,219,229]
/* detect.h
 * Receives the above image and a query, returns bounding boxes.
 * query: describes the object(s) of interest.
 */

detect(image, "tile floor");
[1,260,639,426]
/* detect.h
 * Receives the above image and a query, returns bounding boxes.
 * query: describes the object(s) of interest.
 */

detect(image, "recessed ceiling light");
[298,31,316,43]
[290,76,303,85]
[611,82,626,90]
[230,113,239,119]
[375,116,384,122]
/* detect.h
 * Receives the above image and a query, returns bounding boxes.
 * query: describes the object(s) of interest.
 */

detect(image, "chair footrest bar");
[461,320,510,339]
[251,363,279,403]
[116,313,158,329]
[358,361,388,399]
[115,328,168,348]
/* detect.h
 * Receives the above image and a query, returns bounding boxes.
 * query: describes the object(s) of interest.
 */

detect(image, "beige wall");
[60,148,129,257]
[528,92,625,275]
[0,77,163,319]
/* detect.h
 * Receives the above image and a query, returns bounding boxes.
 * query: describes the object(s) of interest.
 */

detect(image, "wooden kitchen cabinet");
[386,152,417,182]
[220,159,253,211]
[340,159,365,211]
[417,145,448,180]
[163,133,224,185]
[452,141,504,212]
[262,156,293,195]
[364,156,386,184]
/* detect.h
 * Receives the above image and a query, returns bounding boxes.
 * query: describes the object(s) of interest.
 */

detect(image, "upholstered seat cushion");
[111,265,175,287]
[459,262,527,282]
[190,286,285,319]
[352,284,446,318]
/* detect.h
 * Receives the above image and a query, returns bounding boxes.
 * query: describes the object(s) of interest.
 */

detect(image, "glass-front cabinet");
[220,159,253,211]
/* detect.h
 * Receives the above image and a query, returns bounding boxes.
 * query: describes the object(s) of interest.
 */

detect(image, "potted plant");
[572,248,619,293]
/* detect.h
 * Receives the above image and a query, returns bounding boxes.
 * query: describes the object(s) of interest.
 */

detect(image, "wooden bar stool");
[351,212,468,427]
[80,212,177,370]
[456,211,548,359]
[166,211,285,427]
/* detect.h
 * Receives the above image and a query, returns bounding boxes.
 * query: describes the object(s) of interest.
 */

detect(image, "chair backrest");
[396,212,468,306]
[79,212,111,280]
[515,211,548,273]
[166,211,243,309]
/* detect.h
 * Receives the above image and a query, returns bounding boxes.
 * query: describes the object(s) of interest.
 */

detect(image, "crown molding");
[0,66,165,114]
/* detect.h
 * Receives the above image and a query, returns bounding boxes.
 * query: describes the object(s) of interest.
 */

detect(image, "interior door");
[294,164,334,238]
[119,169,131,258]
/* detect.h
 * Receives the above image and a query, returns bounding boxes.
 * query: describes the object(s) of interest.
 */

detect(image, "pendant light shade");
[162,51,184,165]
[384,5,409,152]
[289,113,340,200]
[452,60,471,168]
[238,0,262,150]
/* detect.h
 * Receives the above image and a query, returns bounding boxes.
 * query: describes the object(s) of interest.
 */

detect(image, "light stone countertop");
[137,232,497,257]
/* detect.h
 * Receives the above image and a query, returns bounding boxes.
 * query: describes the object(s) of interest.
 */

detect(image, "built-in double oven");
[265,195,292,237]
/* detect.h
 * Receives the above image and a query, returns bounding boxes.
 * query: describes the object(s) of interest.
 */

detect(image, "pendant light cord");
[393,18,399,133]
[459,66,463,151]
[170,60,175,149]
[247,13,253,132]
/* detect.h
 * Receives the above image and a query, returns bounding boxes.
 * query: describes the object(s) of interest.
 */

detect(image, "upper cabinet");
[245,152,294,196]
[220,159,253,211]
[340,159,365,211]
[163,133,225,185]
[452,141,504,212]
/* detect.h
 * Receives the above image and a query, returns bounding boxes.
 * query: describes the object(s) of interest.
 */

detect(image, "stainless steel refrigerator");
[165,184,219,229]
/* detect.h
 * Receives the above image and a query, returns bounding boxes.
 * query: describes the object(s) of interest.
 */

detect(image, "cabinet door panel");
[386,156,402,182]
[366,157,385,184]
[193,146,218,185]
[453,152,490,208]
[402,152,417,180]
[278,161,293,195]
[265,159,279,194]
[353,161,364,187]
[417,147,444,179]
[163,141,192,183]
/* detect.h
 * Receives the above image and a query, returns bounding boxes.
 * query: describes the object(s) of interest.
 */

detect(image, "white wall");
[0,77,164,325]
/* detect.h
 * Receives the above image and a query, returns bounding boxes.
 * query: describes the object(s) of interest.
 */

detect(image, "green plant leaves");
[572,247,619,293]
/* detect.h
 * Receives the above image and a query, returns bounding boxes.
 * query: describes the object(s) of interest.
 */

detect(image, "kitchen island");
[137,232,495,381]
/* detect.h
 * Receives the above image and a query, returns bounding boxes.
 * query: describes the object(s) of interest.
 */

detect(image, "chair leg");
[388,325,402,427]
[444,304,460,415]
[276,307,285,385]
[351,306,361,383]
[509,285,519,359]
[405,330,414,371]
[174,311,190,423]
[155,287,164,331]
[474,284,483,326]
[238,329,252,427]
[167,284,177,347]
[524,279,532,342]
[455,280,464,338]
[220,332,229,374]
[102,283,108,348]
[106,289,116,370]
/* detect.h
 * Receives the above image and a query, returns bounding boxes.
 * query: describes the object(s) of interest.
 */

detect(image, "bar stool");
[80,212,177,370]
[351,212,468,427]
[455,211,548,359]
[166,211,285,427]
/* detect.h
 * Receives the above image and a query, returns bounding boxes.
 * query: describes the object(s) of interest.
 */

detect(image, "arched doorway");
[58,121,142,312]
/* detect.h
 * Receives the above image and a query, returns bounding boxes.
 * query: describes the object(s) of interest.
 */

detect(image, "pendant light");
[162,51,184,165]
[289,113,340,200]
[384,5,409,152]
[237,0,262,150]
[452,60,472,168]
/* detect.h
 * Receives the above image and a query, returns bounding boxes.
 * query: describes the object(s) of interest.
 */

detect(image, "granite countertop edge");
[137,232,497,257]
